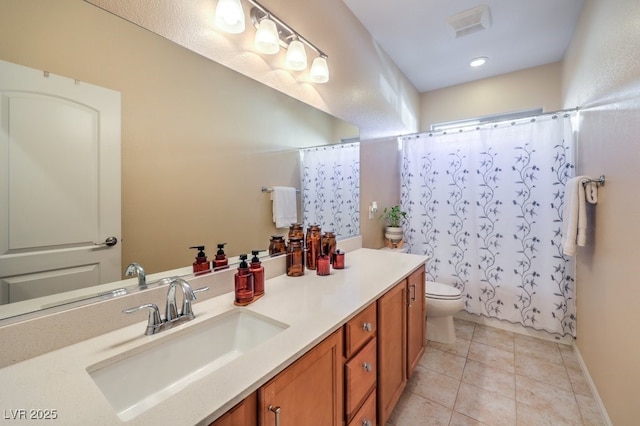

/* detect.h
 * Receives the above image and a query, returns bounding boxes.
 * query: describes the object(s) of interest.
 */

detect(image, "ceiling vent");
[447,5,492,38]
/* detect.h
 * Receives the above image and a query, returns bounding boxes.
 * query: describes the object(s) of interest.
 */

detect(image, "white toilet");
[425,281,464,344]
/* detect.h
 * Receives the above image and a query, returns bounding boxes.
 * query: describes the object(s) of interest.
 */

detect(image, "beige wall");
[562,0,640,423]
[0,0,356,275]
[420,62,562,129]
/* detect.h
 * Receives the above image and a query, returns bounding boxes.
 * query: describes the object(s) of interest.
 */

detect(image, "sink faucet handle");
[194,286,209,295]
[123,303,162,335]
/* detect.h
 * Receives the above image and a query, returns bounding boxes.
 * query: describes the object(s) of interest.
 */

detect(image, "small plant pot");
[384,226,404,244]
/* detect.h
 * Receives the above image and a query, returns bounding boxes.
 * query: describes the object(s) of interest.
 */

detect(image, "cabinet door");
[377,281,407,425]
[209,392,256,426]
[406,265,426,378]
[345,337,377,421]
[259,329,343,426]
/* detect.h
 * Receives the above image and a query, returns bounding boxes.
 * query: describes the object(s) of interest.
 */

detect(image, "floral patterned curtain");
[400,113,577,337]
[301,142,360,239]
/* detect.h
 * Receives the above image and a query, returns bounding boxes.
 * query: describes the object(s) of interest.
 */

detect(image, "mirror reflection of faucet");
[123,277,209,335]
[124,262,147,289]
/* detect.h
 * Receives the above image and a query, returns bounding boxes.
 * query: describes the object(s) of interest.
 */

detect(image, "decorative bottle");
[189,245,210,275]
[305,224,321,270]
[268,235,287,256]
[321,231,337,263]
[212,243,229,270]
[288,223,304,240]
[250,250,265,298]
[286,238,305,277]
[234,254,254,306]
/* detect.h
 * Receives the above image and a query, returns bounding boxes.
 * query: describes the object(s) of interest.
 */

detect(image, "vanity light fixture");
[213,0,329,83]
[285,38,308,71]
[215,0,245,34]
[254,16,279,54]
[470,56,488,67]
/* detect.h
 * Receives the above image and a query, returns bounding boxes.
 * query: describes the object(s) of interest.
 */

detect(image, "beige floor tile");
[407,365,460,408]
[454,319,476,341]
[467,341,515,374]
[428,336,472,358]
[419,346,467,380]
[514,334,563,364]
[575,393,607,426]
[567,365,593,397]
[387,391,452,426]
[515,352,573,391]
[462,358,516,399]
[449,411,489,426]
[516,374,583,423]
[454,382,516,426]
[559,345,583,371]
[516,401,583,425]
[472,324,515,353]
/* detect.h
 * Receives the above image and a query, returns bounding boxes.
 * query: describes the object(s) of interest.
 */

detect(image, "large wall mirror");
[0,0,358,322]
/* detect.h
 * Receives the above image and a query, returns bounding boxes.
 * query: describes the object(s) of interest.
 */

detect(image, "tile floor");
[387,319,606,426]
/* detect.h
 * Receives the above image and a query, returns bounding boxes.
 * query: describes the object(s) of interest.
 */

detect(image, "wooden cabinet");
[344,302,377,424]
[348,391,376,426]
[258,328,343,426]
[377,265,426,425]
[208,392,256,426]
[406,266,426,377]
[377,280,407,425]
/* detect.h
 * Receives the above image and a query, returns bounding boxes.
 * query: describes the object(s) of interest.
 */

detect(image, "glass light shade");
[309,56,329,83]
[215,0,245,34]
[254,18,280,55]
[285,40,307,71]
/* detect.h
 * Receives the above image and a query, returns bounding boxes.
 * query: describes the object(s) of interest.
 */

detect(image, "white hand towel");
[271,186,297,229]
[562,176,590,256]
[585,181,598,204]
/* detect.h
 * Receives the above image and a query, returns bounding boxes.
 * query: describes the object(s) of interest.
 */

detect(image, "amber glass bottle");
[321,231,337,264]
[268,235,287,256]
[288,223,304,240]
[305,224,322,270]
[250,250,265,298]
[234,254,254,305]
[286,238,305,277]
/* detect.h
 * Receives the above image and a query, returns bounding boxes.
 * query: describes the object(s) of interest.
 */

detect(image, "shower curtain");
[400,113,577,337]
[301,142,360,239]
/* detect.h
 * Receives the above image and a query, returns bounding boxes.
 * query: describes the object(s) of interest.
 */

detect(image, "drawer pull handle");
[362,362,373,372]
[268,405,281,426]
[362,322,372,332]
[362,419,372,426]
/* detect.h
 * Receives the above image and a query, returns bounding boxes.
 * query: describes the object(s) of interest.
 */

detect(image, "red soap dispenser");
[234,254,254,306]
[249,250,265,299]
[189,245,210,275]
[212,243,229,270]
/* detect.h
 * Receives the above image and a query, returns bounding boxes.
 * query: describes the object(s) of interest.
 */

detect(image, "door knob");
[94,236,118,247]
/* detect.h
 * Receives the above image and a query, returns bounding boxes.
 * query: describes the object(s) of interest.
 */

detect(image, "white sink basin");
[87,309,288,421]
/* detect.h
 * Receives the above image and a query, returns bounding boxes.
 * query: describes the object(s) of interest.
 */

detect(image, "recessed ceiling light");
[470,57,488,67]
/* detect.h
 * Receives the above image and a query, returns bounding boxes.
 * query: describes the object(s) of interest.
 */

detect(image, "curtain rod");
[399,106,580,140]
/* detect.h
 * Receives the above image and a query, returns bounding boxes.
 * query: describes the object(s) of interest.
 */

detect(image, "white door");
[0,59,121,304]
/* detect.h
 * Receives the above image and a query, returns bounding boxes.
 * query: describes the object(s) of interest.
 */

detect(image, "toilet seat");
[426,281,462,300]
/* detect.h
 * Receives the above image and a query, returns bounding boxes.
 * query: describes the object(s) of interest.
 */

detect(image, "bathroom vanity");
[0,248,427,425]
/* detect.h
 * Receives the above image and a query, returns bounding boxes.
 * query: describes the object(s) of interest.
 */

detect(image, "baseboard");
[572,344,613,426]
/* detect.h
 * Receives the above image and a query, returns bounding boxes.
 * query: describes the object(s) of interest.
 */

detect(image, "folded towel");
[585,181,598,204]
[271,186,297,229]
[562,176,591,256]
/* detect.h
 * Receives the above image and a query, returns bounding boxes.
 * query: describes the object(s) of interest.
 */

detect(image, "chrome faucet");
[123,277,209,335]
[125,262,147,289]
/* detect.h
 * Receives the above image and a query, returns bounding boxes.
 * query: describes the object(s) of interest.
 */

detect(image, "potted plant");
[380,205,407,246]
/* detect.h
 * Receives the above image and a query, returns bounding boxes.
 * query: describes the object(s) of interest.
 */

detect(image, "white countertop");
[0,248,427,425]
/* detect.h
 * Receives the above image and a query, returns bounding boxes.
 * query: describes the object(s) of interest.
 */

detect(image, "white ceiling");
[342,0,585,93]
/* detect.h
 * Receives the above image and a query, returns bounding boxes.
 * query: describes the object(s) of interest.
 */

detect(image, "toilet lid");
[426,281,462,300]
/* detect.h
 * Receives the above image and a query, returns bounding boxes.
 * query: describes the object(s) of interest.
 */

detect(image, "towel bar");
[583,175,605,186]
[261,186,300,193]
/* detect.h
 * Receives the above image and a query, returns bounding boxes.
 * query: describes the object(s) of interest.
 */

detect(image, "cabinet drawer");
[347,391,376,426]
[345,337,377,420]
[345,302,377,358]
